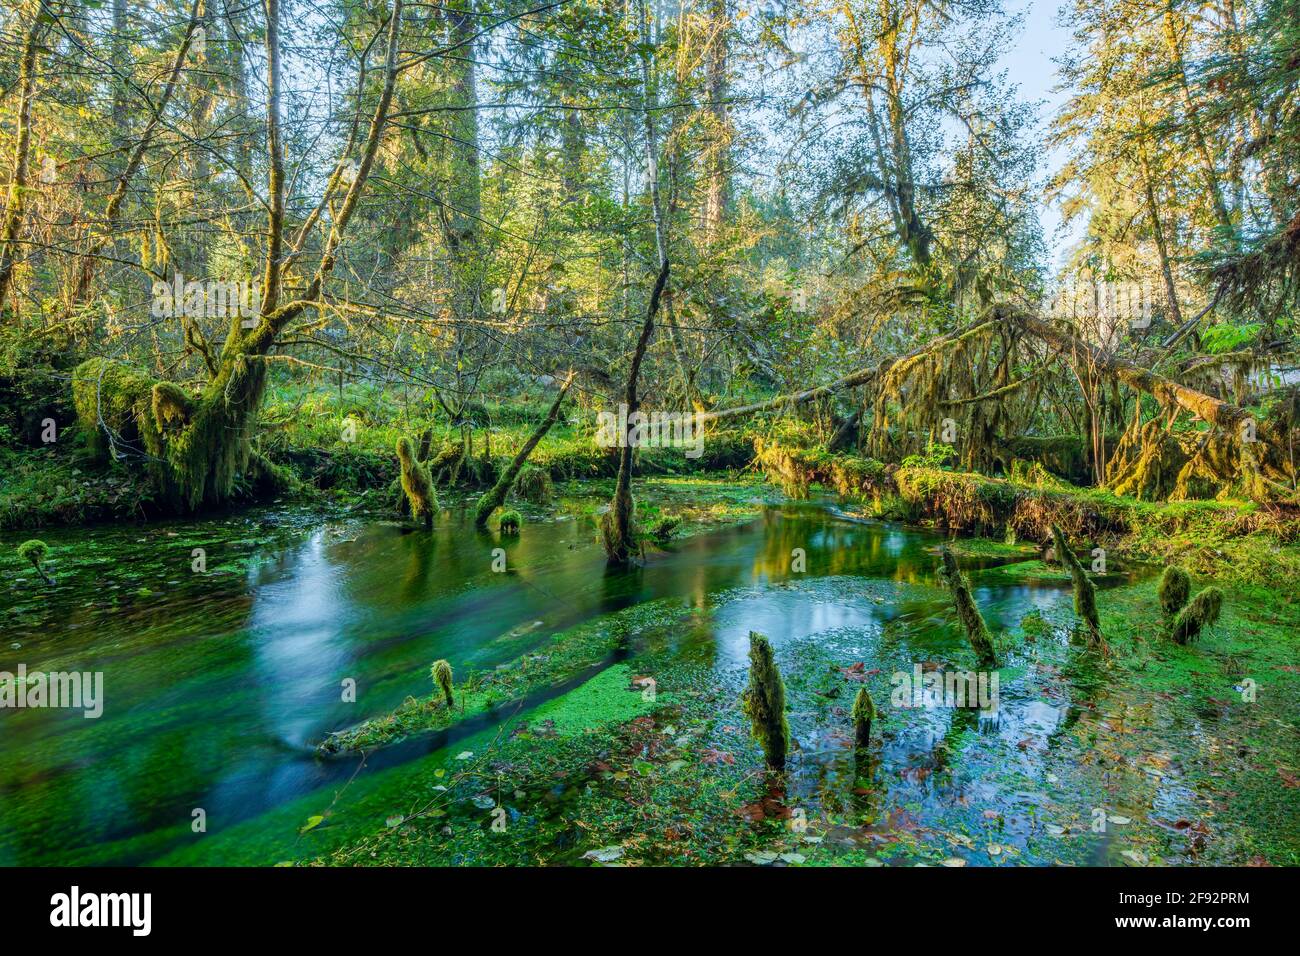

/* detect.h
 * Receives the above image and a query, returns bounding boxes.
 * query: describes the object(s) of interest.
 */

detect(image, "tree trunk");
[0,0,47,313]
[474,372,574,527]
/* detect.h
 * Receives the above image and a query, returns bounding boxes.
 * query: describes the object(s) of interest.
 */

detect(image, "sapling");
[17,539,51,584]
[938,546,997,666]
[742,631,789,772]
[430,659,454,707]
[1158,565,1190,616]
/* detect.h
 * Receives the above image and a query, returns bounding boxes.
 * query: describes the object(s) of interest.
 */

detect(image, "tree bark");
[474,372,574,527]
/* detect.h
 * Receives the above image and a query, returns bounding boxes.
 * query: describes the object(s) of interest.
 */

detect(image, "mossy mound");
[513,464,553,505]
[499,509,522,534]
[1171,587,1224,644]
[1158,565,1191,616]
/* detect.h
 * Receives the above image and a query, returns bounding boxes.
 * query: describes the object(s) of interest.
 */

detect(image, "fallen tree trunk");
[697,318,995,425]
[473,371,574,527]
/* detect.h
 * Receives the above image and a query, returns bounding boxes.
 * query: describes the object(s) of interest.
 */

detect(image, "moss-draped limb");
[938,546,997,666]
[742,631,789,772]
[1050,524,1107,654]
[474,371,573,527]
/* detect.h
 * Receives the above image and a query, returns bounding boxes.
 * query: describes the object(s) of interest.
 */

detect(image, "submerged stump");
[1171,587,1223,645]
[938,546,997,667]
[852,687,875,748]
[742,631,789,772]
[1049,525,1107,655]
[1158,565,1191,616]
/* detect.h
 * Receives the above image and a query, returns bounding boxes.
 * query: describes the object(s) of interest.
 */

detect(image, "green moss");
[852,686,875,748]
[1158,565,1191,616]
[1051,524,1105,652]
[741,631,789,772]
[513,464,553,505]
[648,514,682,543]
[1171,587,1224,644]
[938,546,997,666]
[396,436,437,527]
[499,509,522,533]
[431,659,454,708]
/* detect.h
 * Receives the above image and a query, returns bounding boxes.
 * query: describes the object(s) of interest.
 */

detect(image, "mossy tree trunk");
[1050,524,1108,654]
[474,372,574,528]
[72,0,406,510]
[938,546,997,667]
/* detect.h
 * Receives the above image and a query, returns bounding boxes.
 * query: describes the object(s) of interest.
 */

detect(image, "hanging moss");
[938,546,997,666]
[1050,524,1106,653]
[499,509,522,534]
[741,631,789,772]
[513,464,553,505]
[852,686,875,748]
[430,659,454,707]
[1158,565,1191,616]
[1171,587,1223,644]
[16,539,51,584]
[396,435,437,528]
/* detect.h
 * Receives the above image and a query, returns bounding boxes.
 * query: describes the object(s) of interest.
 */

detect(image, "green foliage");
[499,509,522,533]
[16,538,48,567]
[901,441,957,470]
[648,514,682,543]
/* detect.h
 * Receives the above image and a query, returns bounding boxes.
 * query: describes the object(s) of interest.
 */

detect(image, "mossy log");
[1158,565,1191,616]
[938,546,997,667]
[1050,524,1107,654]
[742,631,789,772]
[474,372,573,528]
[1171,587,1223,644]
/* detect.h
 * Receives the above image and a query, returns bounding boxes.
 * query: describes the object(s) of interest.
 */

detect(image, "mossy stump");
[431,659,454,707]
[1158,565,1191,616]
[852,687,875,748]
[499,509,522,534]
[1050,525,1106,654]
[1171,587,1223,645]
[396,436,437,529]
[938,546,997,667]
[742,631,789,772]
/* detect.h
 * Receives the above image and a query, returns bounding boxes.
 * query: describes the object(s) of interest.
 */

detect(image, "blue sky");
[1002,0,1085,269]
